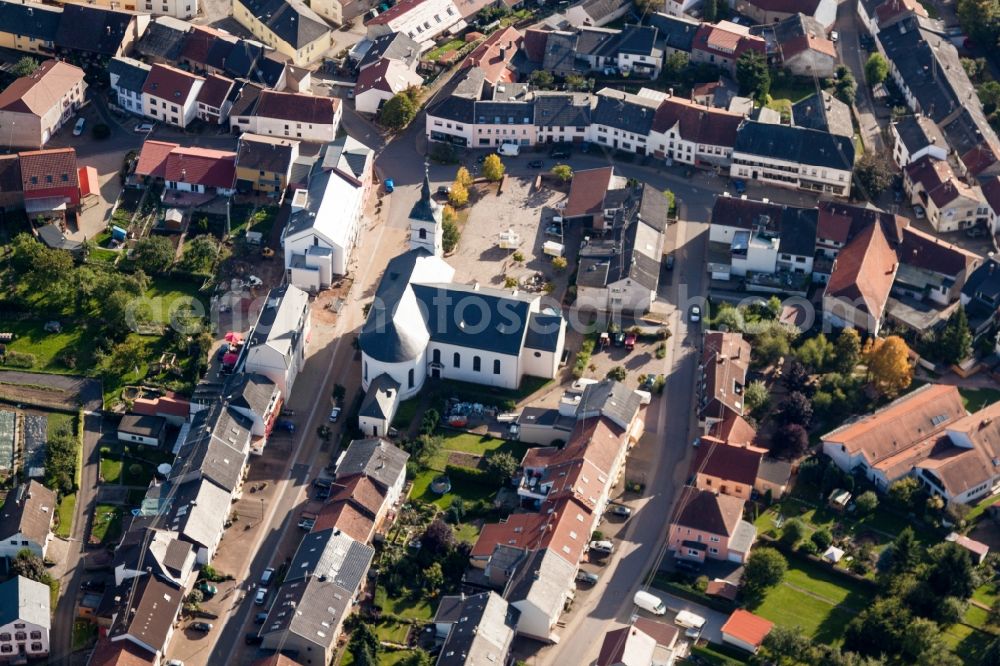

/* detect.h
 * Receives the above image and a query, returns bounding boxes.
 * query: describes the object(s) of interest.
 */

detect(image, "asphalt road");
[836,0,885,154]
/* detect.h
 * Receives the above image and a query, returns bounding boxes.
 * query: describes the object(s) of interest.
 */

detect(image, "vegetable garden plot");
[0,411,13,472]
[23,415,47,478]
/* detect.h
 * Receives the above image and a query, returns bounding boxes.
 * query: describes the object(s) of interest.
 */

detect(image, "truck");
[633,590,667,615]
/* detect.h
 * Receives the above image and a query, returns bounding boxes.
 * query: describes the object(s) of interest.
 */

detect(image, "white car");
[165,661,185,666]
[254,588,267,605]
[830,30,839,42]
[570,378,598,393]
[329,407,341,422]
[73,118,85,136]
[134,122,155,133]
[689,305,701,322]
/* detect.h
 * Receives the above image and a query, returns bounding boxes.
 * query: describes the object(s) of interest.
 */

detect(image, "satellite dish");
[157,463,172,476]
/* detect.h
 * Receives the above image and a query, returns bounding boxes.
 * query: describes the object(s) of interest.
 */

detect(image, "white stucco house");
[0,576,51,663]
[109,56,151,116]
[364,0,465,50]
[0,481,56,560]
[243,284,311,397]
[141,63,204,129]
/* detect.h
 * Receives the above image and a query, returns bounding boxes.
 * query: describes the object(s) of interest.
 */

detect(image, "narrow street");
[837,0,885,153]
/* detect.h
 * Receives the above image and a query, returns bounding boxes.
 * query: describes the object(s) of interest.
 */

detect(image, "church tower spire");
[408,161,443,257]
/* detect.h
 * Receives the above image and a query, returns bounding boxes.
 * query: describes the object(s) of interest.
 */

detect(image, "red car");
[624,334,636,351]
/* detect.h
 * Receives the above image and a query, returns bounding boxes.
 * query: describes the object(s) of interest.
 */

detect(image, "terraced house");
[0,60,85,149]
[233,0,333,66]
[0,0,61,55]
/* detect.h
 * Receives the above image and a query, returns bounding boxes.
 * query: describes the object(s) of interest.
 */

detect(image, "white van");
[498,143,520,156]
[633,590,666,615]
[674,609,706,629]
[634,390,651,405]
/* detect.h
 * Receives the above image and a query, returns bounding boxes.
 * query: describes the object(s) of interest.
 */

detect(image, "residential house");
[589,87,659,155]
[721,610,774,654]
[903,155,989,233]
[981,175,1000,234]
[600,618,682,666]
[196,73,236,125]
[54,4,149,59]
[134,140,237,202]
[142,477,231,564]
[731,120,855,196]
[559,0,631,28]
[691,21,766,76]
[233,0,332,66]
[244,284,311,396]
[231,90,342,144]
[575,184,667,314]
[134,15,190,64]
[961,256,1000,337]
[822,218,898,334]
[858,0,928,35]
[659,0,698,18]
[697,331,751,431]
[225,373,281,453]
[170,401,251,495]
[692,439,764,501]
[791,91,853,137]
[505,547,577,643]
[282,135,373,286]
[891,115,948,168]
[332,437,409,518]
[131,391,190,426]
[770,13,836,77]
[260,528,375,664]
[364,0,465,50]
[18,147,82,218]
[533,91,592,145]
[141,63,205,128]
[354,57,423,115]
[109,56,151,115]
[462,25,521,84]
[112,525,195,589]
[106,575,182,658]
[424,66,534,148]
[735,0,837,28]
[616,25,663,77]
[648,12,699,54]
[0,576,51,662]
[0,60,86,149]
[667,486,756,563]
[117,414,167,448]
[435,592,518,666]
[892,225,981,308]
[354,30,421,71]
[0,0,61,56]
[648,93,744,167]
[0,481,56,560]
[821,383,1000,504]
[562,166,624,226]
[235,133,300,197]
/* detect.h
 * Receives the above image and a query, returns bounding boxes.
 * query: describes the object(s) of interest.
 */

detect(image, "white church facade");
[356,171,567,437]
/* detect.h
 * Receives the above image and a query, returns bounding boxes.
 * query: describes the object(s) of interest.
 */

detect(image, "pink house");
[668,486,757,564]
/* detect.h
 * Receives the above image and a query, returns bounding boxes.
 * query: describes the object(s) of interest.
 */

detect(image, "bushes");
[2,351,36,368]
[572,338,595,379]
[444,464,490,485]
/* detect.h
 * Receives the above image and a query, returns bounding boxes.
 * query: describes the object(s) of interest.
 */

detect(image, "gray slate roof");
[335,437,409,490]
[505,548,576,614]
[238,0,329,49]
[592,89,658,134]
[524,313,564,352]
[411,283,534,356]
[358,374,401,420]
[578,379,642,429]
[0,0,61,44]
[409,171,439,223]
[261,576,352,648]
[286,527,375,591]
[172,402,251,494]
[0,480,56,547]
[533,92,592,128]
[322,134,373,180]
[0,576,50,629]
[618,24,657,56]
[894,114,947,155]
[648,12,698,52]
[734,120,855,170]
[359,31,420,70]
[135,16,191,61]
[438,592,519,666]
[55,3,136,56]
[109,57,151,95]
[791,91,852,138]
[226,373,279,416]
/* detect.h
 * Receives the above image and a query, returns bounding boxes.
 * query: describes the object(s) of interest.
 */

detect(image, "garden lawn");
[91,504,123,545]
[426,39,464,61]
[55,493,76,538]
[143,277,207,324]
[391,398,421,429]
[0,321,96,374]
[47,412,76,439]
[410,431,529,508]
[754,558,875,644]
[100,451,122,484]
[973,583,1000,609]
[961,388,1000,413]
[380,651,426,665]
[374,584,435,621]
[374,618,411,644]
[943,622,994,664]
[72,620,97,651]
[453,522,481,544]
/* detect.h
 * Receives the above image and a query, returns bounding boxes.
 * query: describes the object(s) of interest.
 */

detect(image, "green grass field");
[426,39,465,61]
[0,321,96,374]
[374,618,411,644]
[142,277,207,324]
[410,431,528,508]
[55,492,76,538]
[374,585,435,621]
[100,451,122,484]
[754,557,875,644]
[960,388,1000,413]
[91,504,123,545]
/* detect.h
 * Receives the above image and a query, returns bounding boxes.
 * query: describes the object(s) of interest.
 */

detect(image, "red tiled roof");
[824,219,897,319]
[905,155,979,209]
[313,501,374,543]
[693,440,763,487]
[78,166,99,197]
[89,630,155,666]
[960,143,1000,176]
[709,413,758,447]
[875,0,928,23]
[721,609,773,648]
[132,392,190,418]
[781,33,836,60]
[633,617,679,647]
[981,175,1000,214]
[564,166,614,218]
[652,95,744,147]
[694,22,765,60]
[899,225,981,278]
[461,26,521,84]
[135,140,178,178]
[472,512,548,557]
[522,28,550,63]
[18,148,78,192]
[670,486,744,536]
[254,90,340,125]
[705,579,739,601]
[164,147,236,189]
[196,73,235,109]
[181,24,234,65]
[354,58,420,97]
[251,655,303,666]
[142,63,203,102]
[328,474,386,516]
[0,60,84,116]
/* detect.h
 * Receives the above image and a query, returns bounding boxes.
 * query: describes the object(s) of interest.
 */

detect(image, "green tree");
[663,189,675,213]
[529,69,554,88]
[550,164,573,182]
[606,365,627,381]
[855,491,878,515]
[832,65,858,104]
[13,57,39,77]
[96,337,146,383]
[485,451,519,485]
[797,333,835,372]
[771,424,808,460]
[744,379,770,414]
[845,597,912,658]
[421,518,455,556]
[888,478,921,511]
[736,51,770,101]
[753,327,792,368]
[834,328,862,374]
[399,650,434,666]
[11,549,48,583]
[938,305,972,365]
[854,151,894,198]
[348,623,380,666]
[777,391,813,427]
[564,73,592,91]
[423,562,444,592]
[864,53,889,85]
[442,218,460,253]
[132,236,174,274]
[483,154,505,181]
[45,430,78,494]
[979,80,1000,114]
[811,529,832,551]
[702,0,717,21]
[455,166,473,187]
[741,547,787,606]
[180,235,218,274]
[781,518,807,547]
[552,256,568,271]
[664,51,689,79]
[379,90,418,130]
[926,542,976,599]
[957,0,1000,45]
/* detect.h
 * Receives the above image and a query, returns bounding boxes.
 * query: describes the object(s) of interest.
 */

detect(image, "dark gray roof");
[223,40,265,79]
[119,413,166,438]
[135,17,190,61]
[109,57,151,95]
[533,92,592,128]
[618,24,657,55]
[225,373,278,415]
[261,576,352,648]
[227,80,264,118]
[172,403,251,493]
[581,0,628,23]
[541,30,579,75]
[592,90,657,135]
[505,548,575,611]
[237,0,329,49]
[963,257,1000,305]
[0,480,56,548]
[427,94,477,123]
[335,437,409,489]
[37,223,82,252]
[476,100,534,124]
[524,313,564,352]
[409,170,438,223]
[637,183,668,231]
[576,26,621,58]
[150,478,231,550]
[426,67,483,121]
[777,207,818,257]
[285,527,374,591]
[772,12,826,45]
[322,135,373,180]
[359,31,421,70]
[893,114,947,154]
[734,120,855,170]
[237,135,296,175]
[648,12,698,52]
[791,91,852,138]
[55,4,136,56]
[360,249,434,363]
[0,1,61,44]
[438,592,519,666]
[358,374,401,420]
[578,379,642,428]
[411,283,534,355]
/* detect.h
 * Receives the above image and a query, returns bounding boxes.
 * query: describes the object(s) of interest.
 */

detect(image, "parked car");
[589,540,614,555]
[613,331,625,347]
[731,179,746,195]
[254,612,268,625]
[260,567,275,586]
[576,570,599,585]
[254,588,268,605]
[528,160,544,168]
[245,633,263,645]
[550,146,571,159]
[634,590,666,615]
[665,254,675,270]
[437,185,450,196]
[689,305,701,322]
[913,204,926,219]
[134,122,154,133]
[165,661,185,666]
[276,419,295,432]
[328,407,341,422]
[73,118,86,136]
[674,558,702,573]
[384,179,394,193]
[830,30,839,42]
[544,224,562,236]
[624,333,636,351]
[610,504,632,518]
[966,225,989,238]
[190,622,213,632]
[197,582,218,597]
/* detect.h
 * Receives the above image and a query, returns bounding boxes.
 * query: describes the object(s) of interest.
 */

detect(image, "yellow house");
[233,0,332,67]
[235,133,300,196]
[0,0,62,55]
